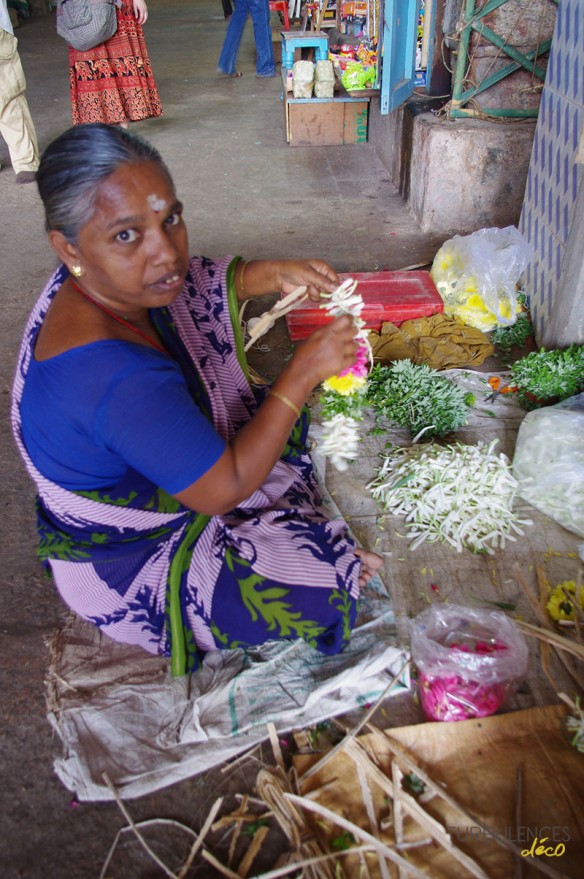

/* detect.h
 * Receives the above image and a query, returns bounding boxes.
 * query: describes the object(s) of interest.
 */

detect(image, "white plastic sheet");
[47,578,408,801]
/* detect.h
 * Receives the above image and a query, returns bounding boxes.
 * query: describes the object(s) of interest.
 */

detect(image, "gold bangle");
[268,389,301,420]
[239,259,249,298]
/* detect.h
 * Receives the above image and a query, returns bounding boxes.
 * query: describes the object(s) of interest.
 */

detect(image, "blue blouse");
[20,340,226,493]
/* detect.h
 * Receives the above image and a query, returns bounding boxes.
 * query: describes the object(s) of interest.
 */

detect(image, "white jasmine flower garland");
[318,279,373,471]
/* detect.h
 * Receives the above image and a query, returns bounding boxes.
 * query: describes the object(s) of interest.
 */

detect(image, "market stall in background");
[275,0,437,144]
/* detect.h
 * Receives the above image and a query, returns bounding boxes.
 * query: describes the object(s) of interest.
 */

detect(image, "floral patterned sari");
[12,256,361,675]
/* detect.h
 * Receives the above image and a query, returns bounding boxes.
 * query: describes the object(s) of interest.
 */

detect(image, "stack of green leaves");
[366,361,474,439]
[491,311,533,352]
[510,344,584,409]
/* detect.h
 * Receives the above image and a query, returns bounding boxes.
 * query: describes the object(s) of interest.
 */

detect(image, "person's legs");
[217,0,248,75]
[248,0,276,76]
[220,0,233,18]
[0,30,39,178]
[0,93,39,176]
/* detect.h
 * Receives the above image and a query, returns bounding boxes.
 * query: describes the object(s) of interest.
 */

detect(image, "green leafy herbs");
[366,361,473,439]
[566,696,584,753]
[491,311,534,352]
[320,385,368,421]
[402,772,426,797]
[509,344,584,409]
[307,721,330,749]
[330,831,356,851]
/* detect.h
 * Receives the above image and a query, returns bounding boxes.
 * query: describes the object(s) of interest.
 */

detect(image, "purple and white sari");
[12,256,361,674]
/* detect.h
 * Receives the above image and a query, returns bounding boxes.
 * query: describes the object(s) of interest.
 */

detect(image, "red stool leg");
[270,0,290,31]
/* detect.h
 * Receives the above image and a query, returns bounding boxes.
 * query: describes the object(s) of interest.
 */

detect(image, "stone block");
[407,112,536,234]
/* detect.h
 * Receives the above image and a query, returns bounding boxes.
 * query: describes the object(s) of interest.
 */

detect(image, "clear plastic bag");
[430,226,534,332]
[512,393,584,538]
[410,604,529,722]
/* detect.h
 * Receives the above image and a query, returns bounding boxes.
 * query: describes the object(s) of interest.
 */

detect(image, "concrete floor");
[0,3,447,877]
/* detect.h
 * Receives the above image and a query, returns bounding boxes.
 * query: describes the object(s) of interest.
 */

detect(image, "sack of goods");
[56,0,120,52]
[314,60,335,98]
[292,60,314,99]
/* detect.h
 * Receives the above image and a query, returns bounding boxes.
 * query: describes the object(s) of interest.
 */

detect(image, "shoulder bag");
[56,0,121,53]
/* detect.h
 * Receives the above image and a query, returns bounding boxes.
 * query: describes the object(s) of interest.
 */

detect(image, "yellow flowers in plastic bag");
[430,227,534,333]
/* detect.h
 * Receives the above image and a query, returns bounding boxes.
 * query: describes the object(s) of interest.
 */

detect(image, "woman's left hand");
[133,0,148,24]
[276,259,339,302]
[238,259,339,302]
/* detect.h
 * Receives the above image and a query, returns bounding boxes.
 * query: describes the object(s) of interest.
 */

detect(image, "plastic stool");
[280,30,328,69]
[269,0,290,30]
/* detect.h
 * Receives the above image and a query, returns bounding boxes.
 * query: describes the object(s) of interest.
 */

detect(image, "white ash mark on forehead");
[147,194,167,212]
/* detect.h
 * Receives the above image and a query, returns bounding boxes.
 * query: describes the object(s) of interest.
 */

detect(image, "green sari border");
[168,512,210,676]
[168,257,248,676]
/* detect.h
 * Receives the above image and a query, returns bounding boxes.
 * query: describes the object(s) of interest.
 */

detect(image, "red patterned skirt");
[68,3,163,125]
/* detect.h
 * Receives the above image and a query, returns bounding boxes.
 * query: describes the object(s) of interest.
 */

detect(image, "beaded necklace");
[70,279,169,357]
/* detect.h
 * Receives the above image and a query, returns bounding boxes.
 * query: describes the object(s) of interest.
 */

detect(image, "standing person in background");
[221,0,233,20]
[0,0,39,183]
[68,0,162,126]
[218,0,276,78]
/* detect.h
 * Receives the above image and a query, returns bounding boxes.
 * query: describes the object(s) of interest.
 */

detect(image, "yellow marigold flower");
[546,580,584,622]
[323,374,367,396]
[466,293,488,311]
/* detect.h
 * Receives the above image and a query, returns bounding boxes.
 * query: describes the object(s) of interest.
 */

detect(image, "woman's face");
[70,160,190,314]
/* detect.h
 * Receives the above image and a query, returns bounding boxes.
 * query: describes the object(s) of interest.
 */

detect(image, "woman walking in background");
[68,0,162,126]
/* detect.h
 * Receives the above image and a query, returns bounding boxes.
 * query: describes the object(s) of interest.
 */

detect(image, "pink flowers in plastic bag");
[410,604,529,723]
[417,669,514,723]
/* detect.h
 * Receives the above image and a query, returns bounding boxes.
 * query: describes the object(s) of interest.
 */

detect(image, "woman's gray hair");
[37,124,172,242]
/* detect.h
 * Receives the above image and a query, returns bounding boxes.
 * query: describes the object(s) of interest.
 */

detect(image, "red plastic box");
[284,271,444,341]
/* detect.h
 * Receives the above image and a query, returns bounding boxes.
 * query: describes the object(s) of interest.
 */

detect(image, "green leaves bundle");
[491,311,533,352]
[510,344,584,409]
[366,361,474,440]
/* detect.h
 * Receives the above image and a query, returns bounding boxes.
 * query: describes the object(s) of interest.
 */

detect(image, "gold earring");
[71,265,83,278]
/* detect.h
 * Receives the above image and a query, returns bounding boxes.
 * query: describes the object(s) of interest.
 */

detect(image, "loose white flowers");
[369,439,532,553]
[318,279,373,471]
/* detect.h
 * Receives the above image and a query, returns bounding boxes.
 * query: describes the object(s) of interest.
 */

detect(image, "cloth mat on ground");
[46,439,408,802]
[47,577,408,801]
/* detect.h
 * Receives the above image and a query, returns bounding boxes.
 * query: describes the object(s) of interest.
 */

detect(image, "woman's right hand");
[286,314,360,392]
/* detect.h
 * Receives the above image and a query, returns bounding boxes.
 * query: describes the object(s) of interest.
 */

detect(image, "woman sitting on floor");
[11,124,382,675]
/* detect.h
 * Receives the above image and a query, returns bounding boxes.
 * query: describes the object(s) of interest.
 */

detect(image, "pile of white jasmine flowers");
[369,439,532,553]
